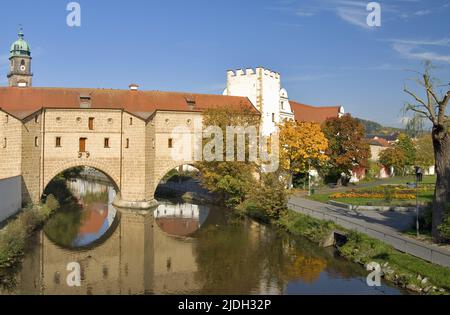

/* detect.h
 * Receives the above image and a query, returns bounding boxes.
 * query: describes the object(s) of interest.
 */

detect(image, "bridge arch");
[42,159,121,199]
[153,160,198,193]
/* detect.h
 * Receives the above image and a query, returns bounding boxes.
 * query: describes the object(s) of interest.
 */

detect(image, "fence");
[287,202,450,268]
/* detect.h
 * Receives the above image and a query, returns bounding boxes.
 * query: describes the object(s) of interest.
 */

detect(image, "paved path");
[288,195,450,268]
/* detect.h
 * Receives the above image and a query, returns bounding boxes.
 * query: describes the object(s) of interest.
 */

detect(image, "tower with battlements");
[224,67,294,136]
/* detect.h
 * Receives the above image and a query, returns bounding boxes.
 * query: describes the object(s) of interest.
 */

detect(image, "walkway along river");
[1,177,407,295]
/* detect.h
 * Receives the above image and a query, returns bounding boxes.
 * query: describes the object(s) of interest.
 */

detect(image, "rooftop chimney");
[129,84,139,91]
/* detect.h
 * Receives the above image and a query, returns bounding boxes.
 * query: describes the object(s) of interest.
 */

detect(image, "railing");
[287,201,450,268]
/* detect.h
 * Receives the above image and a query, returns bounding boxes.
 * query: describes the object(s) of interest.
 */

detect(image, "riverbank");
[0,195,58,289]
[275,210,450,294]
[165,177,450,294]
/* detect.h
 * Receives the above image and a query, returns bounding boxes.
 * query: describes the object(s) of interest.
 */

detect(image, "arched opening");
[42,166,120,249]
[153,164,212,237]
[154,164,203,201]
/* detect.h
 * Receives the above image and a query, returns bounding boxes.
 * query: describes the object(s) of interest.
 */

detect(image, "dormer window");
[185,97,196,109]
[80,94,91,108]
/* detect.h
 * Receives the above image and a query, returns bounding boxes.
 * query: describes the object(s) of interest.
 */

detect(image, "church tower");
[7,28,33,87]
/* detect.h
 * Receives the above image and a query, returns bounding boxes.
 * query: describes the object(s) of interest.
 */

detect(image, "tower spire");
[8,27,33,87]
[18,25,24,39]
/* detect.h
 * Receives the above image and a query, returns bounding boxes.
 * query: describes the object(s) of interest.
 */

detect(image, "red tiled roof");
[367,137,390,147]
[156,218,199,237]
[0,87,258,120]
[290,101,341,123]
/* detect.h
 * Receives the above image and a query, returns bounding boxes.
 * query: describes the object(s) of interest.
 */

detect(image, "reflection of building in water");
[153,203,205,293]
[65,179,118,247]
[15,210,154,295]
[12,204,202,295]
[154,202,209,237]
[67,179,111,200]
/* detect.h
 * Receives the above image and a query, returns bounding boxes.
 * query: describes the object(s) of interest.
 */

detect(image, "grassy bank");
[275,210,450,294]
[0,195,59,287]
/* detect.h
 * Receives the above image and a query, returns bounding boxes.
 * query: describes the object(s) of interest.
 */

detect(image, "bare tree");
[404,63,450,241]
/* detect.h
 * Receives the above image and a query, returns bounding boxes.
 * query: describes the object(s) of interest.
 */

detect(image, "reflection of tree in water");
[43,199,84,248]
[194,215,368,294]
[43,172,113,248]
[283,253,327,283]
[194,220,269,294]
[81,190,109,204]
[193,216,325,294]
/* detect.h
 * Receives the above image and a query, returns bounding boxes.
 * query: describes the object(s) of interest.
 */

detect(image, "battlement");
[227,67,280,80]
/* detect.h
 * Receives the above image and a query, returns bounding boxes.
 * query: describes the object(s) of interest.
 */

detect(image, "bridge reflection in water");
[6,178,406,295]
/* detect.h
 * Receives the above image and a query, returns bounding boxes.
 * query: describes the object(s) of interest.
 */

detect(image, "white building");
[223,67,343,136]
[224,67,295,136]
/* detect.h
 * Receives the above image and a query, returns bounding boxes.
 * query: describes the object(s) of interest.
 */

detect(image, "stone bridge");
[0,87,257,210]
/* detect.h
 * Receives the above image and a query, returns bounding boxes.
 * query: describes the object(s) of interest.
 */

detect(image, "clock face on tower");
[20,65,26,72]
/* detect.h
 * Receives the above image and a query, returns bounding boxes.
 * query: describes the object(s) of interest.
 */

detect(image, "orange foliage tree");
[279,120,329,178]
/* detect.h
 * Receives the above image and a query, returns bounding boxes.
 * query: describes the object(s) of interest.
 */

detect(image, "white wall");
[225,67,294,136]
[0,176,22,222]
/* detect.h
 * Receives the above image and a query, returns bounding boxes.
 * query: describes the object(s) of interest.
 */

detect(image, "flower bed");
[330,191,416,200]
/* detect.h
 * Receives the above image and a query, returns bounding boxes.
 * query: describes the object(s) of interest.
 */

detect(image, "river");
[1,178,407,295]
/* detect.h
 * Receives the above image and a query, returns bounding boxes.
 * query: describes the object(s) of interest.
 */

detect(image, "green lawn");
[309,176,436,207]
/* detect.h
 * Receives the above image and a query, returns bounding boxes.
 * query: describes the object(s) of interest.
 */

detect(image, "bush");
[0,197,58,269]
[278,211,336,245]
[237,200,270,223]
[383,187,393,203]
[438,214,450,241]
[240,173,289,221]
[439,219,450,239]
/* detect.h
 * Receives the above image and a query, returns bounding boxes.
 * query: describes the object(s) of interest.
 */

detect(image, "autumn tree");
[404,63,450,241]
[195,105,260,207]
[396,133,417,174]
[322,115,370,183]
[278,120,328,182]
[379,147,406,176]
[415,134,435,171]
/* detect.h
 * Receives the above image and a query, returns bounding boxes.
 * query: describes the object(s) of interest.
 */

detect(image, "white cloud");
[386,38,450,47]
[413,9,432,16]
[335,6,369,29]
[284,73,334,83]
[393,43,450,63]
[296,9,315,17]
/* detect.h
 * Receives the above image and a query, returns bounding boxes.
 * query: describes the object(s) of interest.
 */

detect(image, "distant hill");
[356,118,404,136]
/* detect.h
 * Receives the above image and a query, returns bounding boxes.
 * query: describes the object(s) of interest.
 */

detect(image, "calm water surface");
[2,178,407,295]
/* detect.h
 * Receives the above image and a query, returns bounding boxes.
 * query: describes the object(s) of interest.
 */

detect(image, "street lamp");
[308,160,312,197]
[414,166,423,237]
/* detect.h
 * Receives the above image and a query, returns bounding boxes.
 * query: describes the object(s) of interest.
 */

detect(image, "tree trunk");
[431,126,450,242]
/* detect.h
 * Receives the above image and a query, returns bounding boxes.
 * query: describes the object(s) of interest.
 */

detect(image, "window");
[104,138,110,148]
[55,137,61,148]
[2,138,6,148]
[168,138,173,148]
[125,138,129,149]
[79,138,87,152]
[272,113,275,123]
[35,116,38,123]
[35,137,39,147]
[5,115,8,123]
[129,117,133,125]
[88,117,94,130]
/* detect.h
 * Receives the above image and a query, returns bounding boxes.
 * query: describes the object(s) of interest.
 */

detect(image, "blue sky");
[0,0,449,127]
